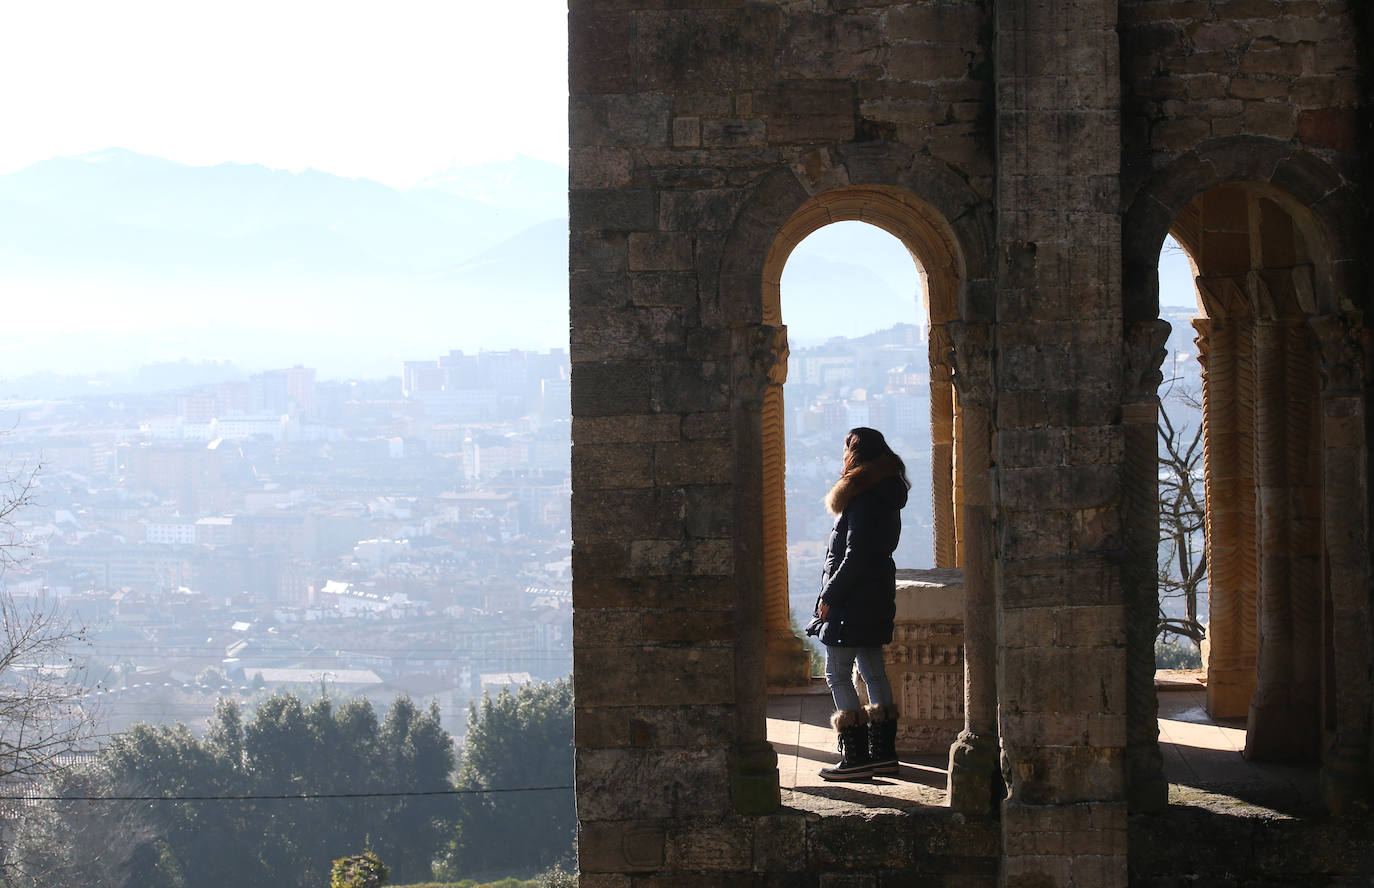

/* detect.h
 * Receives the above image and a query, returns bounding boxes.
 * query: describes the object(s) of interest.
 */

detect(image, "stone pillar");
[732,323,786,812]
[946,320,1000,815]
[759,325,811,689]
[1122,319,1170,812]
[1245,318,1321,761]
[1309,313,1373,812]
[993,0,1128,883]
[931,323,959,569]
[1192,309,1258,720]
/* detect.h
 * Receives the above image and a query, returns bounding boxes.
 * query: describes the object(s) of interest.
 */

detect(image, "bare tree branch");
[1157,385,1208,648]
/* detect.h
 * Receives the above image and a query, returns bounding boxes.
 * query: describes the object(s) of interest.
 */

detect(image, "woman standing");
[812,427,908,780]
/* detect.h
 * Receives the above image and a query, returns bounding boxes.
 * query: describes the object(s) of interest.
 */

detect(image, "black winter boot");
[818,710,874,781]
[864,703,900,775]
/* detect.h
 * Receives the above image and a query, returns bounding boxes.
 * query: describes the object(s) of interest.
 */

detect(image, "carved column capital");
[731,323,788,407]
[1123,318,1171,404]
[946,320,995,407]
[1309,313,1371,396]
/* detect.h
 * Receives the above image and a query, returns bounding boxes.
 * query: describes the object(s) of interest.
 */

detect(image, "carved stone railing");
[887,567,965,754]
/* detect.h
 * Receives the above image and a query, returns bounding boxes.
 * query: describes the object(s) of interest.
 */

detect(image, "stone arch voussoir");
[1123,136,1364,321]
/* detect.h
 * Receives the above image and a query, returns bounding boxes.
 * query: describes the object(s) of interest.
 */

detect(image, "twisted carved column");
[1123,319,1170,812]
[759,325,810,689]
[1310,313,1372,811]
[944,320,999,814]
[1193,296,1258,719]
[930,324,958,568]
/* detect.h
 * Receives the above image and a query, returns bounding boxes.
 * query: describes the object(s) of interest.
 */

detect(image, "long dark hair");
[842,427,910,489]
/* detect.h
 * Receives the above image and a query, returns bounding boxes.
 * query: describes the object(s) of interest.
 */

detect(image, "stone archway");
[715,143,1001,811]
[757,185,966,692]
[1122,137,1372,811]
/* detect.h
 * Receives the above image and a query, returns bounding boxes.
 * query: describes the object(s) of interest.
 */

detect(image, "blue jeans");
[824,644,894,712]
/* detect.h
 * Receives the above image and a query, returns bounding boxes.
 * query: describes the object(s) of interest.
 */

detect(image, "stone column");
[993,0,1128,882]
[931,323,959,569]
[1310,313,1372,811]
[946,320,1000,815]
[1245,318,1321,761]
[730,322,785,813]
[1192,309,1258,720]
[759,325,811,689]
[1122,319,1170,812]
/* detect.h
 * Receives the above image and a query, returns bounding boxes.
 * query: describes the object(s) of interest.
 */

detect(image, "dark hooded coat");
[815,454,909,648]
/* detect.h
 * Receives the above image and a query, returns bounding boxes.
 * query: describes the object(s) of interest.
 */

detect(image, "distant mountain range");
[0,149,925,387]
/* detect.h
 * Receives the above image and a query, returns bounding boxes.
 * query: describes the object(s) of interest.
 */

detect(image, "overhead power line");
[3,784,573,803]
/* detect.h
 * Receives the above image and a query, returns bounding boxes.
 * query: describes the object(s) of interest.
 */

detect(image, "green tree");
[330,851,389,888]
[7,692,456,888]
[438,679,574,880]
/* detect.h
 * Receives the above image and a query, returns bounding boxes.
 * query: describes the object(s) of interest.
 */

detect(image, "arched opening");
[777,221,930,646]
[1171,185,1328,762]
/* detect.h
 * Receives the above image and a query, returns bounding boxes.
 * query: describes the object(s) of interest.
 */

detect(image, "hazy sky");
[0,0,569,187]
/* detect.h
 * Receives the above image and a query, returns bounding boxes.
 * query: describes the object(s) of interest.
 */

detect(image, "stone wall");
[569,1,1371,886]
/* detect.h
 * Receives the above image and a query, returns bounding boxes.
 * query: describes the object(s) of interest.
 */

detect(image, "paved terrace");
[767,673,1322,819]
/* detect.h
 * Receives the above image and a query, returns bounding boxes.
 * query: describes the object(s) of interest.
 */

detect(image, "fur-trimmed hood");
[824,454,909,516]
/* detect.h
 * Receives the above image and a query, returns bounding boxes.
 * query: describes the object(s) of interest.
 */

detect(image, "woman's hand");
[817,602,830,620]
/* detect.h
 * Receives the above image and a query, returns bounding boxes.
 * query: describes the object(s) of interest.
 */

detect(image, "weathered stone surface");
[568,0,1370,885]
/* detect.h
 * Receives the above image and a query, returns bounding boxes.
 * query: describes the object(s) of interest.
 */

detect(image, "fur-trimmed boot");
[818,709,873,781]
[864,703,900,775]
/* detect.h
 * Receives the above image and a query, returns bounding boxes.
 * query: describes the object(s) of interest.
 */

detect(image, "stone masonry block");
[570,9,630,94]
[667,820,753,871]
[652,362,730,413]
[577,746,731,820]
[632,8,780,91]
[809,812,915,871]
[998,427,1068,467]
[1004,745,1126,804]
[575,704,735,750]
[673,116,702,148]
[654,440,732,485]
[570,189,657,233]
[570,230,627,275]
[629,232,695,271]
[573,414,681,445]
[766,115,856,144]
[570,94,670,148]
[1000,607,1056,648]
[631,272,699,308]
[752,813,807,872]
[572,362,652,417]
[572,306,685,362]
[574,610,644,648]
[580,821,665,873]
[572,442,654,490]
[571,542,629,581]
[682,412,732,440]
[571,147,633,189]
[572,577,638,609]
[1001,509,1074,559]
[660,189,746,232]
[999,465,1120,510]
[572,270,630,309]
[576,646,735,708]
[779,13,884,81]
[702,117,768,148]
[630,538,733,577]
[888,43,973,82]
[1052,605,1125,648]
[643,609,734,644]
[888,4,985,41]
